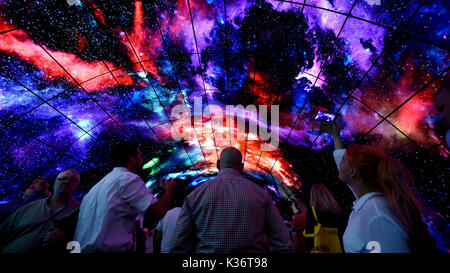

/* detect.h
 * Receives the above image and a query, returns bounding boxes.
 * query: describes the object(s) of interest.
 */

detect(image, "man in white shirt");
[331,121,410,253]
[153,180,188,253]
[74,143,176,253]
[154,206,182,253]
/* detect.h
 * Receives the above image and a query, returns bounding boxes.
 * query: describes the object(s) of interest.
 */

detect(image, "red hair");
[346,145,438,252]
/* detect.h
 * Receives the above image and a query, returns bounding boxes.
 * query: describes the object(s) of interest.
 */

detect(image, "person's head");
[22,185,35,200]
[170,180,191,208]
[341,145,437,251]
[112,142,143,174]
[22,176,50,199]
[53,169,80,196]
[217,147,243,171]
[309,183,341,215]
[339,145,387,190]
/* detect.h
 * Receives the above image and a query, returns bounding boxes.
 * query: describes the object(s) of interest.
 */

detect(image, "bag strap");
[302,206,321,238]
[303,223,321,237]
[311,206,320,224]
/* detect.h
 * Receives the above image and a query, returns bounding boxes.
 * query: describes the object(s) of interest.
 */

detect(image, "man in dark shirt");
[0,169,81,253]
[0,176,51,223]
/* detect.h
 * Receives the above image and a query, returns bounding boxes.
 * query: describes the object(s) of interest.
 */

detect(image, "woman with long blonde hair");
[332,121,438,253]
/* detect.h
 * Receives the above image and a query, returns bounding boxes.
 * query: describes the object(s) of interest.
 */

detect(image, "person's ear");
[239,162,244,172]
[349,167,358,180]
[129,154,136,165]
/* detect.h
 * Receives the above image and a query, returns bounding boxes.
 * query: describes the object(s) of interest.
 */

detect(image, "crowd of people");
[0,121,440,253]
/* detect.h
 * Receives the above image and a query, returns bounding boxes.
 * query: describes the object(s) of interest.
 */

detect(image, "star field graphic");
[0,0,449,250]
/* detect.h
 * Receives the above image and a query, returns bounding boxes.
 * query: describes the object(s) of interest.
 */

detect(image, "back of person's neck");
[218,167,241,174]
[115,166,136,174]
[126,164,137,174]
[349,181,375,199]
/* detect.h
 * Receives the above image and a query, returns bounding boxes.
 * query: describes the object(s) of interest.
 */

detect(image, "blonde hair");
[309,183,342,216]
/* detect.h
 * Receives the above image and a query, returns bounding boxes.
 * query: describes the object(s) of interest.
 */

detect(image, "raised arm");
[145,179,176,219]
[331,119,346,170]
[331,119,344,150]
[118,176,176,220]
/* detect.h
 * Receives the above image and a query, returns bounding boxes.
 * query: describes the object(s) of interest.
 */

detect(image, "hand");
[143,228,149,238]
[331,119,341,137]
[331,119,345,150]
[32,176,50,196]
[163,178,177,193]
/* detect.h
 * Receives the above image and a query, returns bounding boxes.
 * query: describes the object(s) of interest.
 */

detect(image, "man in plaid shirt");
[168,147,294,253]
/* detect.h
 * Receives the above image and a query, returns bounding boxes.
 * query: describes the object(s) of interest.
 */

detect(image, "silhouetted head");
[339,145,387,189]
[22,184,35,200]
[53,169,80,196]
[111,143,143,174]
[217,147,243,172]
[309,183,341,216]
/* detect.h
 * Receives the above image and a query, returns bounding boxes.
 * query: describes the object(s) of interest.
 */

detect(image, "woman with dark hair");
[303,183,345,253]
[331,121,438,253]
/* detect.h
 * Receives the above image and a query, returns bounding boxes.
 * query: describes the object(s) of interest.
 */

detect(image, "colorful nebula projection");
[0,1,449,249]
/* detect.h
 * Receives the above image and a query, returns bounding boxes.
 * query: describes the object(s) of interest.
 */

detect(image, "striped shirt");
[168,168,294,253]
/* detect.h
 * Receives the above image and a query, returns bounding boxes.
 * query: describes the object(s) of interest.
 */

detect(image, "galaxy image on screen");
[315,110,336,121]
[0,0,448,251]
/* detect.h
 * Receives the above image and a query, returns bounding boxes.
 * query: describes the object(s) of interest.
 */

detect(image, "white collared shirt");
[156,207,182,253]
[74,167,157,252]
[333,149,411,253]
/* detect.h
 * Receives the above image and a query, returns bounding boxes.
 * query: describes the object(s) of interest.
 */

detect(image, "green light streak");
[143,158,160,169]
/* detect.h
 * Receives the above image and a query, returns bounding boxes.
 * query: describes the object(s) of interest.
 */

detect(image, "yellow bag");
[303,206,342,253]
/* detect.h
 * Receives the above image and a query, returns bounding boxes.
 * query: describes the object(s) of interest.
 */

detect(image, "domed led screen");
[0,0,448,250]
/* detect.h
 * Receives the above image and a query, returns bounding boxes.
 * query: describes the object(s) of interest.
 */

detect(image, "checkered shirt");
[168,168,294,253]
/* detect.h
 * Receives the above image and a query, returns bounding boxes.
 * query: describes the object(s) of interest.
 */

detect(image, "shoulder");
[115,170,144,190]
[166,207,182,218]
[167,206,181,213]
[236,175,270,195]
[18,198,46,211]
[105,168,142,183]
[360,195,392,216]
[9,198,45,219]
[187,178,217,196]
[359,196,404,229]
[70,198,81,208]
[117,169,141,182]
